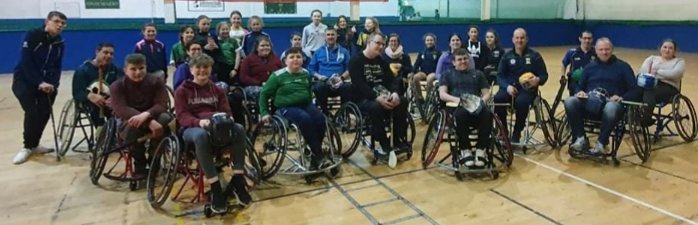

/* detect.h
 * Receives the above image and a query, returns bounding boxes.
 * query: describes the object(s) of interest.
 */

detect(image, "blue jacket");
[412,47,441,74]
[134,39,168,75]
[13,27,65,88]
[497,47,549,90]
[576,55,636,97]
[562,47,596,73]
[308,44,350,77]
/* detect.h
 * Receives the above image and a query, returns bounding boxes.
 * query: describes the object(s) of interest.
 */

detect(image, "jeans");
[279,103,326,158]
[493,87,537,139]
[313,81,351,114]
[564,96,624,145]
[358,96,409,151]
[183,124,246,179]
[12,80,57,149]
[120,113,173,174]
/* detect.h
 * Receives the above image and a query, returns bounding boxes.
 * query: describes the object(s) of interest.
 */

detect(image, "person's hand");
[351,25,357,33]
[529,76,541,88]
[104,98,112,108]
[388,93,401,107]
[127,112,150,128]
[87,93,107,107]
[38,82,54,93]
[575,91,588,99]
[229,69,237,78]
[650,68,658,75]
[148,120,163,138]
[506,85,518,96]
[376,95,393,110]
[261,115,272,124]
[199,119,210,128]
[315,74,327,81]
[559,75,567,85]
[609,95,622,102]
[205,37,218,50]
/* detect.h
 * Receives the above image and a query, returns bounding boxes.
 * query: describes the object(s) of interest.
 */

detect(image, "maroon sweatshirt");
[239,52,282,86]
[174,80,232,128]
[110,75,168,121]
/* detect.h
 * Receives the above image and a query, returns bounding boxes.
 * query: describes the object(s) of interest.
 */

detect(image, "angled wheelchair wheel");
[407,114,417,145]
[242,138,263,187]
[555,115,573,147]
[671,94,697,142]
[492,113,513,168]
[165,86,175,113]
[422,88,439,122]
[535,98,557,147]
[251,117,287,180]
[627,107,652,163]
[333,102,362,158]
[57,99,78,157]
[90,117,116,185]
[421,110,445,169]
[146,135,180,209]
[241,104,256,136]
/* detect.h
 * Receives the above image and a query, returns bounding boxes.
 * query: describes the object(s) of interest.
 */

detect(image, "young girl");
[354,17,381,52]
[281,32,310,69]
[382,33,413,81]
[170,25,195,68]
[134,23,167,80]
[241,16,271,57]
[239,36,282,99]
[483,28,505,84]
[301,9,327,57]
[335,15,354,53]
[466,25,487,70]
[435,34,475,81]
[228,10,249,45]
[411,33,441,107]
[217,21,241,84]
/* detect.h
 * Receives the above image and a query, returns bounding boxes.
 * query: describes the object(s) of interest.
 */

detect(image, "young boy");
[110,53,172,180]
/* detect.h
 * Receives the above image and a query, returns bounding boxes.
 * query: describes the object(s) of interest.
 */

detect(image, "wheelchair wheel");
[146,135,180,209]
[492,113,513,168]
[627,107,652,163]
[251,117,287,180]
[90,117,116,185]
[422,89,439,122]
[421,110,446,169]
[241,104,256,136]
[406,114,417,145]
[165,86,175,113]
[555,115,573,147]
[535,98,557,147]
[240,138,263,188]
[57,99,78,157]
[333,102,362,158]
[672,94,697,142]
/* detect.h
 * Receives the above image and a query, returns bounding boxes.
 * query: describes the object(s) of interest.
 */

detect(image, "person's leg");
[412,72,426,99]
[337,82,352,106]
[493,89,512,136]
[564,96,587,139]
[359,100,391,152]
[453,107,472,150]
[313,82,331,114]
[391,96,409,147]
[279,106,324,163]
[512,89,536,141]
[120,124,148,176]
[83,102,106,127]
[13,82,41,150]
[598,102,624,148]
[182,127,227,211]
[475,108,493,150]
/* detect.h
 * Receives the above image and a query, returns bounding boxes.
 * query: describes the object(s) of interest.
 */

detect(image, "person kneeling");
[175,54,250,213]
[438,49,492,167]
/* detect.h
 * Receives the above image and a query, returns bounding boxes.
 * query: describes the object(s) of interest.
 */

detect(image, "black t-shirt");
[440,68,488,97]
[349,52,400,102]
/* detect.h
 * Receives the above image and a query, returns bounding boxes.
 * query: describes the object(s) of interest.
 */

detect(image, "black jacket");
[13,27,65,88]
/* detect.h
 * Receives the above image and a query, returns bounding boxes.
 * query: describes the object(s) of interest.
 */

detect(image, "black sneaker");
[230,175,252,207]
[210,182,228,213]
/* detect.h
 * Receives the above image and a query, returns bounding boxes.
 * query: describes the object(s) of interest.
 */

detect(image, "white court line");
[516,153,698,225]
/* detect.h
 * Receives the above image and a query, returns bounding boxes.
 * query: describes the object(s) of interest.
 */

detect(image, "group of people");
[11,9,686,215]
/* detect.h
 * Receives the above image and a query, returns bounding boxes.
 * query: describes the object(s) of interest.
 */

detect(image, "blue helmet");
[636,73,657,89]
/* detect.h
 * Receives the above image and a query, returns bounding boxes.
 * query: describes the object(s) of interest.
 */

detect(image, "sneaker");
[318,157,333,170]
[210,189,228,214]
[569,137,588,152]
[13,148,33,165]
[511,133,521,144]
[230,175,252,207]
[32,145,55,154]
[474,149,486,167]
[589,141,607,155]
[462,150,474,167]
[388,150,397,169]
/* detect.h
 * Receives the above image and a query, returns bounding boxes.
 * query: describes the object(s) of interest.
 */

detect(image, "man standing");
[494,28,548,143]
[561,30,596,95]
[12,11,67,164]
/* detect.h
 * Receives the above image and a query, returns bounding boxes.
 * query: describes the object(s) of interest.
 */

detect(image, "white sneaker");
[13,148,33,165]
[462,150,474,167]
[32,145,55,154]
[388,150,397,169]
[569,137,588,152]
[474,149,486,167]
[589,141,607,155]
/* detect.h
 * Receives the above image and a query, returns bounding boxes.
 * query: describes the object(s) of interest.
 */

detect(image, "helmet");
[571,68,584,82]
[585,88,608,115]
[518,72,536,89]
[207,113,237,146]
[87,81,111,96]
[636,73,658,89]
[460,93,483,115]
[214,81,230,92]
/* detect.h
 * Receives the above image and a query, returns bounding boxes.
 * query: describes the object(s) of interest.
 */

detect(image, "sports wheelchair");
[56,99,98,159]
[492,90,557,151]
[251,112,343,184]
[146,126,262,217]
[648,93,697,142]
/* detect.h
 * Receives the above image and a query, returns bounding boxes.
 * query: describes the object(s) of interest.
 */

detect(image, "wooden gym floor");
[1,46,697,225]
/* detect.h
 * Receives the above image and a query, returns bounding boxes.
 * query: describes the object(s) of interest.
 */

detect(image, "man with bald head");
[494,28,548,143]
[564,37,636,155]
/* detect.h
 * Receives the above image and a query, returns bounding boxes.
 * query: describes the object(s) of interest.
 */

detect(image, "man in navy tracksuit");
[494,28,548,143]
[12,11,67,164]
[561,30,596,95]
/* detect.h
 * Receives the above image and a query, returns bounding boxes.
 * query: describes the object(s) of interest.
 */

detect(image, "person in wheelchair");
[308,27,352,115]
[411,33,441,108]
[72,42,123,128]
[110,53,172,180]
[561,30,596,95]
[493,28,549,143]
[564,38,637,154]
[349,33,409,168]
[634,39,685,126]
[438,49,492,167]
[174,54,250,213]
[259,47,332,170]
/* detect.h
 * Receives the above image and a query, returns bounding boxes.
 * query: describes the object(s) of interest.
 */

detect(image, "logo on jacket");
[525,57,531,65]
[510,59,516,65]
[22,41,28,48]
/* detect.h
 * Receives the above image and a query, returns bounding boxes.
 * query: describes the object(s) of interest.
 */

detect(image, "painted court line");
[490,189,562,225]
[516,154,698,225]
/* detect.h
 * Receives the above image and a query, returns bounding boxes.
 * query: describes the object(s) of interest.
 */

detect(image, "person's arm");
[174,88,200,128]
[477,71,491,102]
[18,30,44,87]
[308,50,320,77]
[239,57,252,85]
[233,40,241,74]
[413,53,423,73]
[173,64,187,89]
[109,81,141,120]
[561,49,573,75]
[534,53,549,86]
[621,63,638,99]
[258,73,279,117]
[134,42,142,54]
[301,26,311,56]
[159,42,168,74]
[438,85,459,104]
[468,54,476,71]
[349,56,377,101]
[72,66,89,103]
[169,43,178,65]
[656,58,685,81]
[435,53,447,80]
[497,54,512,91]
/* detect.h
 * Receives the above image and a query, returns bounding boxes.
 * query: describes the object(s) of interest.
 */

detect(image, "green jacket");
[170,42,186,66]
[219,38,240,66]
[259,68,313,116]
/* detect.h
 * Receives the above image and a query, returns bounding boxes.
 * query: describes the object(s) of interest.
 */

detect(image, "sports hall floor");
[1,46,697,225]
